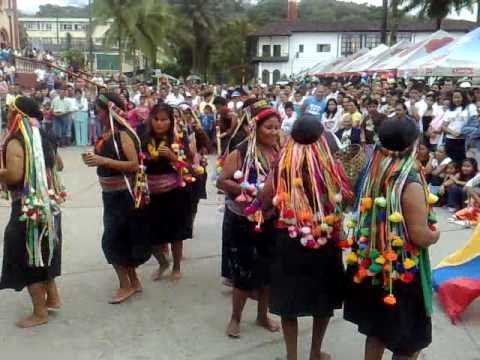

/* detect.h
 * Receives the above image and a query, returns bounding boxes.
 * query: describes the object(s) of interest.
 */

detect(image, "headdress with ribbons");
[343,142,437,314]
[4,97,65,267]
[231,101,281,230]
[97,95,149,208]
[272,123,352,249]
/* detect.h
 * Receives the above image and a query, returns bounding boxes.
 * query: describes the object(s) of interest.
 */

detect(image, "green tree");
[405,0,474,29]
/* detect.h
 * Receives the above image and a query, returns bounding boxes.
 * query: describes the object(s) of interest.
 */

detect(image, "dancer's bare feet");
[46,298,62,310]
[16,314,48,328]
[226,318,240,338]
[310,352,331,360]
[256,316,280,333]
[170,270,182,281]
[131,279,143,293]
[151,262,170,282]
[108,287,136,304]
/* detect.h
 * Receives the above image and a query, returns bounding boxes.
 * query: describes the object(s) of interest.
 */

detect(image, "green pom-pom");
[360,228,369,237]
[368,263,382,274]
[358,249,366,258]
[428,212,437,224]
[369,249,379,259]
[371,278,381,286]
[19,214,27,222]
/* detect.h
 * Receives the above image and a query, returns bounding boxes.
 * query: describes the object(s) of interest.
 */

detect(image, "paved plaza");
[0,148,479,360]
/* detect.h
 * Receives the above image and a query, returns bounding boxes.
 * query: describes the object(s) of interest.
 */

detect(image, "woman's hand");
[83,153,106,167]
[157,146,177,162]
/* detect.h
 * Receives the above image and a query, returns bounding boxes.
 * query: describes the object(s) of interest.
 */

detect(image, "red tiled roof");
[251,19,477,36]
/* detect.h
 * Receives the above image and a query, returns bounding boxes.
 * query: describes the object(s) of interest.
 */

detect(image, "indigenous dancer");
[343,118,440,360]
[0,96,65,328]
[82,93,150,304]
[217,101,281,338]
[261,115,352,360]
[142,103,193,281]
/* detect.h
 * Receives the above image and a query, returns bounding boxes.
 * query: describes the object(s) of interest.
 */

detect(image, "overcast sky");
[18,0,477,21]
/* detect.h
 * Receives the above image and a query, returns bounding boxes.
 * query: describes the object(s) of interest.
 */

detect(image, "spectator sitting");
[441,158,478,212]
[426,145,452,189]
[336,114,361,148]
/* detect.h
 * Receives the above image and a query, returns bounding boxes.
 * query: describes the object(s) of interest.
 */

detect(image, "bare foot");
[131,279,143,293]
[310,352,332,360]
[226,318,240,338]
[16,314,48,328]
[46,299,62,310]
[256,317,280,333]
[108,287,136,304]
[169,270,182,282]
[151,262,169,282]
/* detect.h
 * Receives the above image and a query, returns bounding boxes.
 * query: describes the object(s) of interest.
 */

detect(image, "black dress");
[0,134,62,291]
[269,231,345,318]
[143,144,192,245]
[343,178,432,356]
[97,131,150,267]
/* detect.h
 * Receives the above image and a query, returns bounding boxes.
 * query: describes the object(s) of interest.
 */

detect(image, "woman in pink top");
[126,102,138,128]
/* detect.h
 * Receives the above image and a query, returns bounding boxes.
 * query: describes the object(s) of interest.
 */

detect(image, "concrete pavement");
[0,147,480,360]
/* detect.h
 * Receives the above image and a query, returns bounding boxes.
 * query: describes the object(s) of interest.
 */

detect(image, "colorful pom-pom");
[383,294,397,306]
[346,252,358,265]
[388,212,403,223]
[374,197,387,207]
[361,197,373,209]
[427,193,439,205]
[293,177,302,187]
[403,258,416,270]
[233,170,244,180]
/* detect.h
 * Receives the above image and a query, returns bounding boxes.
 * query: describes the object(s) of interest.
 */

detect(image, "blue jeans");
[53,114,73,141]
[446,184,466,210]
[73,111,88,146]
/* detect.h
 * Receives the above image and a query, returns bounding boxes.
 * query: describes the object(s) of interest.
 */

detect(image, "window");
[298,44,304,53]
[262,44,271,57]
[273,44,281,57]
[261,69,270,84]
[397,32,413,43]
[61,23,73,31]
[317,44,331,52]
[341,33,362,56]
[273,69,281,84]
[365,34,380,49]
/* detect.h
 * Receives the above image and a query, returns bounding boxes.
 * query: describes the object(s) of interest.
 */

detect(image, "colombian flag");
[432,223,480,323]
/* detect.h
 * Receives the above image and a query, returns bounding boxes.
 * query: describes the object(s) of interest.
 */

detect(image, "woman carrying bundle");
[0,96,65,327]
[217,101,281,338]
[343,118,440,360]
[261,114,352,360]
[82,93,150,304]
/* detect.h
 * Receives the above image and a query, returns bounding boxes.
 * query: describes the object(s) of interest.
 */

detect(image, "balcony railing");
[251,55,289,63]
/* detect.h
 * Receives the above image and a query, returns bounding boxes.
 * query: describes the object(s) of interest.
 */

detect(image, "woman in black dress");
[217,103,281,338]
[343,118,440,360]
[142,103,193,281]
[0,96,64,328]
[82,93,150,304]
[261,115,352,360]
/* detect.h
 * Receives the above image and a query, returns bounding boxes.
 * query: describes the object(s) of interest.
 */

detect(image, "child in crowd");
[441,158,478,212]
[452,170,480,226]
[200,104,215,140]
[280,101,297,135]
[427,145,452,190]
[42,102,53,133]
[335,113,361,147]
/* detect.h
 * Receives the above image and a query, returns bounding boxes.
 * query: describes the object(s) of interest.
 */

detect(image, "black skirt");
[147,187,192,245]
[223,208,275,291]
[269,231,345,318]
[221,208,232,280]
[102,190,151,266]
[0,200,62,292]
[343,267,432,356]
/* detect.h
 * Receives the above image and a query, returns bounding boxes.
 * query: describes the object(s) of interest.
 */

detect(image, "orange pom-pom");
[312,226,321,238]
[383,294,397,306]
[299,210,313,222]
[325,214,336,225]
[361,197,373,210]
[384,251,398,261]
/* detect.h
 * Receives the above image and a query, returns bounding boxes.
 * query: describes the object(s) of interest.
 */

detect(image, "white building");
[250,20,477,84]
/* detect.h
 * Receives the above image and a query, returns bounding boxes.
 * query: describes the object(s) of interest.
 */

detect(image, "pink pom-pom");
[244,205,257,216]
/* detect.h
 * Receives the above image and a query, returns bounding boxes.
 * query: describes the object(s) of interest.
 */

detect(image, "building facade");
[0,0,19,48]
[250,20,477,84]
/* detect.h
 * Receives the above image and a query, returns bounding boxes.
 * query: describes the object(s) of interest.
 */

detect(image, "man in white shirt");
[165,86,185,106]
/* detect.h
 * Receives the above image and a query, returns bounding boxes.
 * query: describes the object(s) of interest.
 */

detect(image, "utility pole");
[381,0,388,44]
[88,0,94,72]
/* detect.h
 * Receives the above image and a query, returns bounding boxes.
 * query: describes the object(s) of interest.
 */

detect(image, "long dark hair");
[325,98,338,117]
[449,89,470,111]
[460,158,478,181]
[145,103,175,146]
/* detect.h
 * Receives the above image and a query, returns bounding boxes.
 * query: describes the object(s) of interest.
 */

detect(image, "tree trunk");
[118,29,124,75]
[192,17,201,76]
[381,0,388,44]
[389,0,399,46]
[477,0,480,25]
[436,17,443,30]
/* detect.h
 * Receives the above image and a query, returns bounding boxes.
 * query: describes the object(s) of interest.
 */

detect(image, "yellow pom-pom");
[403,258,416,270]
[195,166,205,175]
[361,197,373,210]
[346,219,356,229]
[346,252,358,265]
[427,193,439,205]
[375,256,386,265]
[392,237,404,247]
[325,214,337,225]
[293,178,302,187]
[388,212,403,223]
